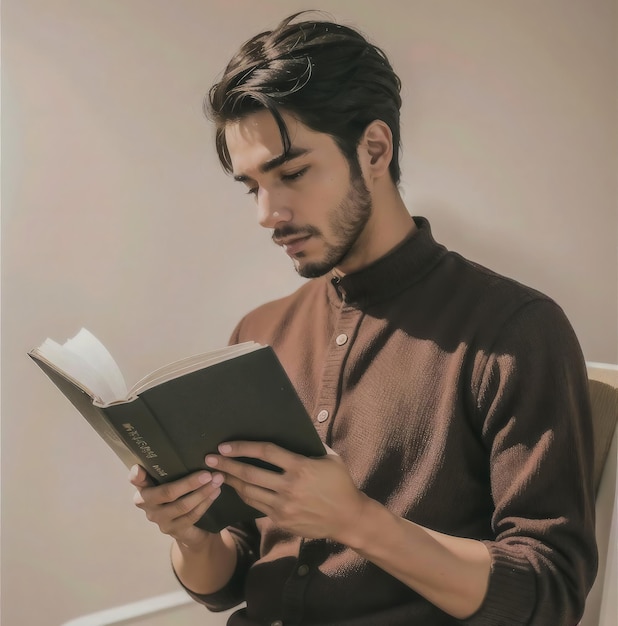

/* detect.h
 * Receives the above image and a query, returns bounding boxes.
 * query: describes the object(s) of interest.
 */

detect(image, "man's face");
[225,110,372,278]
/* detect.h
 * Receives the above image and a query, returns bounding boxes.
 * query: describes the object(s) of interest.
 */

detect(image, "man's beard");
[273,169,373,279]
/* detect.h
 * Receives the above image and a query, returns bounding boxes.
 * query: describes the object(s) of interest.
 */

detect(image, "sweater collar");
[326,216,447,308]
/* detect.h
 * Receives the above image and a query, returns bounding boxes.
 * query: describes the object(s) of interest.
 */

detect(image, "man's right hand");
[130,465,239,595]
[129,465,223,549]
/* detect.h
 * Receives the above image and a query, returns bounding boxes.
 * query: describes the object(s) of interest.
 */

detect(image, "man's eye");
[246,187,258,197]
[281,167,309,182]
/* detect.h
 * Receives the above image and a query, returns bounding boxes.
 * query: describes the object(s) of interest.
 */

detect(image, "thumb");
[128,464,153,488]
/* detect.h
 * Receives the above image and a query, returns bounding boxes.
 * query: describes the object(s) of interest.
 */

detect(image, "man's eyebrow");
[233,147,311,182]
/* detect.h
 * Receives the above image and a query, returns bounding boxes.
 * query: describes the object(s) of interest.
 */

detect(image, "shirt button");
[335,333,348,346]
[317,409,329,423]
[270,621,283,626]
[297,564,310,576]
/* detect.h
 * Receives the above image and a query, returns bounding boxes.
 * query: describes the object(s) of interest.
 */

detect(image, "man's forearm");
[171,529,239,595]
[343,496,491,619]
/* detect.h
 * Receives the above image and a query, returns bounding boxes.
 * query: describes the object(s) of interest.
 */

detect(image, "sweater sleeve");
[173,521,261,612]
[464,299,597,626]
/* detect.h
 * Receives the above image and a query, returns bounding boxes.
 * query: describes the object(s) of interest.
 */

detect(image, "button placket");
[312,306,363,439]
[280,539,317,623]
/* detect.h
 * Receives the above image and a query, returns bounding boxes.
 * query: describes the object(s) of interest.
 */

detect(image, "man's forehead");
[225,111,298,150]
[224,112,314,176]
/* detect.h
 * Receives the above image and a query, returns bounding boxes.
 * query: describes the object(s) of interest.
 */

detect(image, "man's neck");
[335,185,416,276]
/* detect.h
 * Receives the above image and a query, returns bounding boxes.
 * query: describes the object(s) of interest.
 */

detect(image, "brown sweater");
[184,217,597,625]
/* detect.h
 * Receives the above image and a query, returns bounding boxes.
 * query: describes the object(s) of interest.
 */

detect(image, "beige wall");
[2,1,616,624]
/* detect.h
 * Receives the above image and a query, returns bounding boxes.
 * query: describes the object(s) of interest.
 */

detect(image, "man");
[131,12,597,625]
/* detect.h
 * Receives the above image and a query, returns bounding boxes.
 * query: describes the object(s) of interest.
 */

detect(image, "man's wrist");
[335,494,387,552]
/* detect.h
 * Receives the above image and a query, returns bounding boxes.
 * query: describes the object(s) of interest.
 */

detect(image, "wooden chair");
[579,362,618,626]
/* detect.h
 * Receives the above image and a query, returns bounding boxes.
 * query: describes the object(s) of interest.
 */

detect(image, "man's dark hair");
[206,11,403,183]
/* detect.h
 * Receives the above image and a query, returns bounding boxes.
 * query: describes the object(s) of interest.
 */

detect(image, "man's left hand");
[205,441,368,541]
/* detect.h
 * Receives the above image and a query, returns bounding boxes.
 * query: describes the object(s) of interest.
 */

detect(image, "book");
[29,328,325,532]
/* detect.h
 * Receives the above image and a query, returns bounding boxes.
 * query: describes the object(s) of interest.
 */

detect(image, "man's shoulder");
[419,249,579,356]
[250,277,326,314]
[444,250,555,314]
[436,250,581,358]
[233,278,328,343]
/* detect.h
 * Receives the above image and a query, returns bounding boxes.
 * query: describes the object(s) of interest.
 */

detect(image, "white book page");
[33,338,121,405]
[63,329,128,400]
[129,341,263,397]
[33,330,263,405]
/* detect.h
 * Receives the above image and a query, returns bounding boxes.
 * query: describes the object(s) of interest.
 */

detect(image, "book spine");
[103,398,189,484]
[28,355,147,472]
[82,406,145,472]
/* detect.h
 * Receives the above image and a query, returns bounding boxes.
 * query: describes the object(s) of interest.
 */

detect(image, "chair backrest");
[579,362,618,626]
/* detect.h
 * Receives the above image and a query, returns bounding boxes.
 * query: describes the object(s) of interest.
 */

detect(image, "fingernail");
[211,473,224,487]
[129,465,139,480]
[219,443,232,454]
[205,456,218,467]
[198,472,212,484]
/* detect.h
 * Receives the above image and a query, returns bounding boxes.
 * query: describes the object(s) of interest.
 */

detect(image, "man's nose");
[257,188,291,228]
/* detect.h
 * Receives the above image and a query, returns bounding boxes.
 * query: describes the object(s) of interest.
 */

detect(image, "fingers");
[130,468,224,539]
[136,471,222,510]
[205,440,334,492]
[205,442,327,515]
[204,442,359,540]
[144,471,214,505]
[136,478,221,528]
[205,454,284,495]
[213,441,303,472]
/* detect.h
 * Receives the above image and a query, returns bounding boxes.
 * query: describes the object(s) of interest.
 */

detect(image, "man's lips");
[275,234,312,256]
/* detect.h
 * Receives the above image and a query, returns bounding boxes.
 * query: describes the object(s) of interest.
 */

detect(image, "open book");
[29,329,325,532]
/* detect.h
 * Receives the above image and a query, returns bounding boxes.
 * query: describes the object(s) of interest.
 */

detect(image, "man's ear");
[357,120,393,181]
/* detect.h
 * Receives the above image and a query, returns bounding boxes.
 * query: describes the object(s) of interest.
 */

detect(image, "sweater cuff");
[171,532,255,612]
[173,558,246,612]
[463,542,535,626]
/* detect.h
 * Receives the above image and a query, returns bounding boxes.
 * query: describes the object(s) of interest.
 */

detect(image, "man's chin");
[292,245,353,278]
[294,258,334,279]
